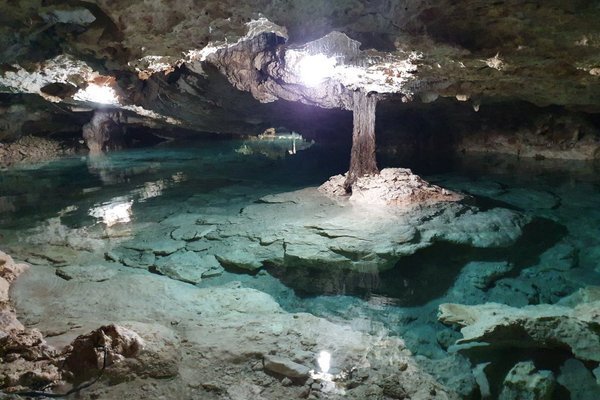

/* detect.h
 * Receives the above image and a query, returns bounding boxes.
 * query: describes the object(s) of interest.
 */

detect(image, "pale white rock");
[41,8,96,25]
[0,276,9,303]
[499,361,555,400]
[263,355,310,379]
[320,168,464,206]
[439,302,600,363]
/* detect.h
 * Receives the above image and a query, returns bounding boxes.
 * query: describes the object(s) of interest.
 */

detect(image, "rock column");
[345,90,379,191]
[82,110,125,154]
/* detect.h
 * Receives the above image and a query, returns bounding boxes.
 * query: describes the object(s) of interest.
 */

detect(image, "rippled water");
[2,139,600,398]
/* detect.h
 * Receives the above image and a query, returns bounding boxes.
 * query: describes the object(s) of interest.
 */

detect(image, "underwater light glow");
[89,200,133,226]
[317,350,331,374]
[74,83,119,105]
[297,54,336,87]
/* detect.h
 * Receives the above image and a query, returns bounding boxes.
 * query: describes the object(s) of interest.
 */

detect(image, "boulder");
[499,361,555,400]
[64,324,144,383]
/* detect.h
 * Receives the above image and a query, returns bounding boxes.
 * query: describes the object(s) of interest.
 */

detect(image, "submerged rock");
[557,359,600,400]
[438,301,600,363]
[162,187,527,274]
[55,264,119,282]
[263,355,310,380]
[106,182,529,284]
[154,251,223,284]
[7,254,461,400]
[499,361,555,400]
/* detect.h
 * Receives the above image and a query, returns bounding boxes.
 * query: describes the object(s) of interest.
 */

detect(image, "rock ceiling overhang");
[1,0,600,133]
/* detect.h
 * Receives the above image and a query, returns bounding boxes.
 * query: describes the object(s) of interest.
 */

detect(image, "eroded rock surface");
[438,301,600,363]
[5,252,460,399]
[320,168,464,205]
[106,186,527,277]
[499,361,555,400]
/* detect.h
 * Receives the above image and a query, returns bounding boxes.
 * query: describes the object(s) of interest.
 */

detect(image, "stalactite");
[344,90,379,191]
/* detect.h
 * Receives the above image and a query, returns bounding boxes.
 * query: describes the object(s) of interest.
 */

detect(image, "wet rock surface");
[0,136,79,168]
[3,251,460,400]
[439,301,600,363]
[106,185,527,276]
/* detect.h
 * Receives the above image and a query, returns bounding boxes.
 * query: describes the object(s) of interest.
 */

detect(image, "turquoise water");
[2,140,600,397]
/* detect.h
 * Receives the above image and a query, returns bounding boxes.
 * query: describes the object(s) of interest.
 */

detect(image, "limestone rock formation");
[0,251,29,334]
[320,168,464,206]
[2,0,600,158]
[82,110,125,154]
[5,252,461,399]
[438,301,600,363]
[499,362,555,400]
[64,324,145,383]
[263,355,310,381]
[0,136,79,168]
[107,187,527,277]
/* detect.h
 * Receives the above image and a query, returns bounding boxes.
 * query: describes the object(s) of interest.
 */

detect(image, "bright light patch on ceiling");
[297,54,336,87]
[89,200,133,226]
[74,83,119,105]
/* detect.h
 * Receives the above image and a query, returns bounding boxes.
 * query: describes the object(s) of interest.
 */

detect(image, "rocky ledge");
[102,181,527,279]
[2,249,460,399]
[438,286,600,399]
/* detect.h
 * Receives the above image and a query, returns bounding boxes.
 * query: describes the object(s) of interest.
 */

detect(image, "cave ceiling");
[1,0,600,136]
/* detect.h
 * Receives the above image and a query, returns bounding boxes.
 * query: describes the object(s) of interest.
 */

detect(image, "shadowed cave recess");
[1,1,600,399]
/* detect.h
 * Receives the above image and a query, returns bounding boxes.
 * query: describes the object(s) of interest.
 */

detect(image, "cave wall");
[1,0,600,163]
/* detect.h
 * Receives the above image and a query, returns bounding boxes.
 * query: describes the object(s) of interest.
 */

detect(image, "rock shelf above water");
[106,178,528,278]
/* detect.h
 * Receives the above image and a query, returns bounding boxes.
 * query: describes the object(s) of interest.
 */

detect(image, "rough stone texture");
[82,110,125,154]
[153,251,223,284]
[0,251,29,334]
[64,324,145,383]
[55,264,119,282]
[438,301,600,363]
[106,187,528,274]
[499,361,555,400]
[0,136,78,168]
[263,355,310,380]
[2,0,600,157]
[7,259,460,400]
[557,359,600,400]
[321,168,464,206]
